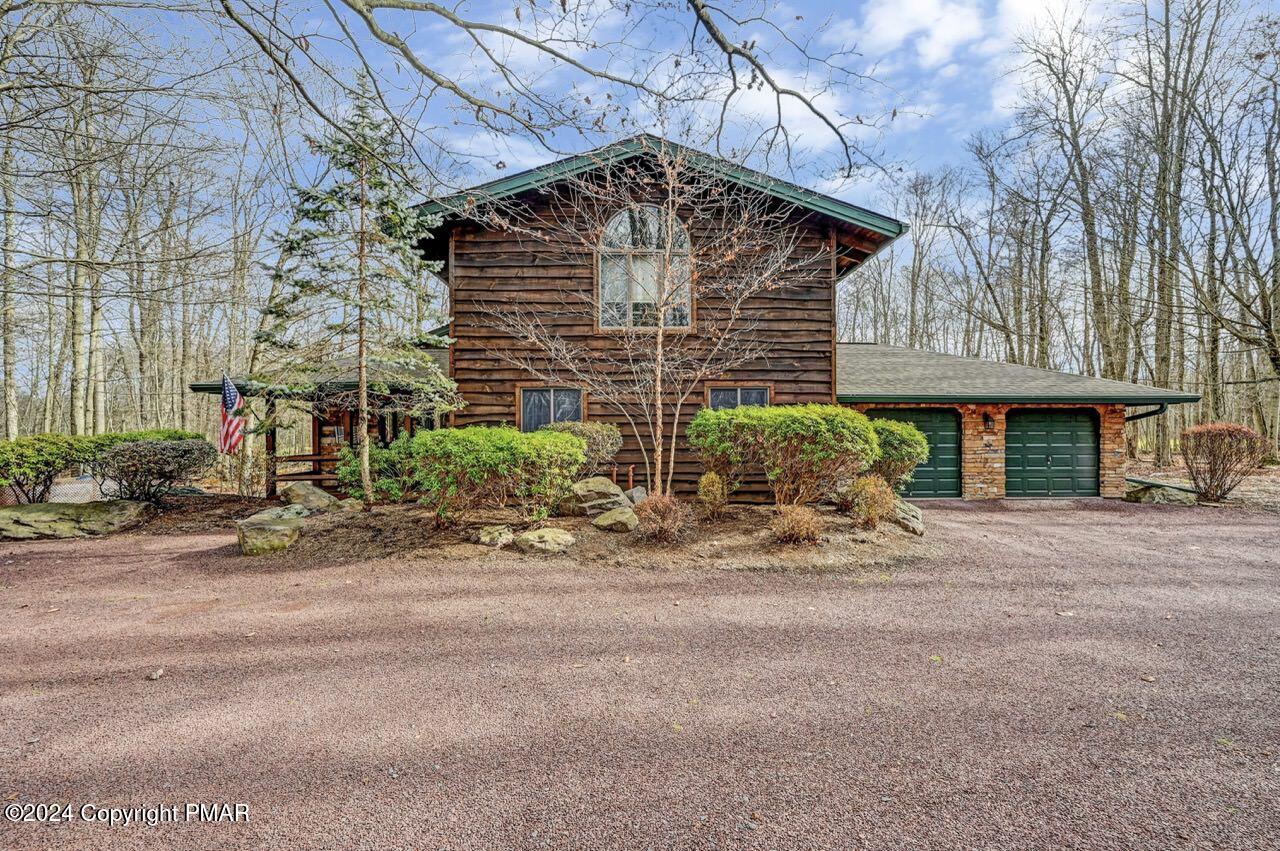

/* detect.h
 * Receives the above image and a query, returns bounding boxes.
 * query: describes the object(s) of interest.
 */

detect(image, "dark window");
[708,386,770,410]
[520,388,583,432]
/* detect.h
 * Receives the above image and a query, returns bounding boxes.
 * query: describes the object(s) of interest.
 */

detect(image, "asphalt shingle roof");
[835,343,1200,405]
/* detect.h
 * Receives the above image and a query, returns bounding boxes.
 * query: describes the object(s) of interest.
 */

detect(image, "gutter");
[1124,403,1168,422]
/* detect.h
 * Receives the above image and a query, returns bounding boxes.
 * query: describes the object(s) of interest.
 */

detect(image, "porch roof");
[188,350,450,399]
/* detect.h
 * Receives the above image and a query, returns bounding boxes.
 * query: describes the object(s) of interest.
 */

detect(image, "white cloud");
[858,0,986,68]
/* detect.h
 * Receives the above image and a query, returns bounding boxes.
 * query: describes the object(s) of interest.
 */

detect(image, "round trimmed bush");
[770,505,824,544]
[337,426,587,524]
[541,421,622,476]
[689,404,880,506]
[0,434,81,503]
[99,438,217,503]
[868,419,930,490]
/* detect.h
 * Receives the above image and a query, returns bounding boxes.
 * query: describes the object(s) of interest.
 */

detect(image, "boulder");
[560,476,630,517]
[623,486,648,505]
[477,524,514,547]
[592,506,639,532]
[515,527,575,554]
[168,485,208,496]
[888,498,925,536]
[279,481,340,511]
[1124,482,1198,506]
[336,498,363,512]
[236,515,302,556]
[0,500,150,540]
[249,504,311,521]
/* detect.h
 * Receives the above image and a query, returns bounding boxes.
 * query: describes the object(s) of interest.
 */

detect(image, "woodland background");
[1,0,1277,469]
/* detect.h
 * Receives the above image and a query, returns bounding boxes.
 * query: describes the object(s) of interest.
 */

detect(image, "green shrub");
[81,428,205,485]
[868,419,930,490]
[509,430,588,520]
[98,439,217,504]
[541,421,622,476]
[338,426,586,524]
[690,404,879,506]
[336,438,419,504]
[769,505,824,544]
[697,471,729,519]
[0,434,81,503]
[635,494,693,544]
[835,474,897,529]
[0,429,207,503]
[687,408,752,492]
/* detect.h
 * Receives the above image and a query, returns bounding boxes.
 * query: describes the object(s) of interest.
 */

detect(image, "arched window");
[598,204,691,329]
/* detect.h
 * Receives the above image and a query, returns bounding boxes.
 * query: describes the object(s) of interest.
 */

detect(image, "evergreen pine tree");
[259,81,458,508]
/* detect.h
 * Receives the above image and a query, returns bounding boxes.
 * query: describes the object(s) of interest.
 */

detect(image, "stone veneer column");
[1098,403,1128,498]
[960,404,1005,499]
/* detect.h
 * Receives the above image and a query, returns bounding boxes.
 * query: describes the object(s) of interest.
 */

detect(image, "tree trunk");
[357,158,373,511]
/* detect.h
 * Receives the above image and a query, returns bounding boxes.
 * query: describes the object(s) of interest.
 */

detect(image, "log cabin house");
[193,135,1198,500]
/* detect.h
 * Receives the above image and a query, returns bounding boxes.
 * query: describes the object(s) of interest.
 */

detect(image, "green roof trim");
[418,134,905,240]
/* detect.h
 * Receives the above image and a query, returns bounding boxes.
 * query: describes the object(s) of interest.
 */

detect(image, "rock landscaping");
[1124,480,1198,506]
[476,524,514,547]
[890,498,926,536]
[234,482,350,555]
[235,514,303,556]
[0,499,150,540]
[592,506,639,532]
[514,527,575,554]
[560,476,631,517]
[280,481,341,511]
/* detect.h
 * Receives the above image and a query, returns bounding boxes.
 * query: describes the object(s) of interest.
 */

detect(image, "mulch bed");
[136,494,282,535]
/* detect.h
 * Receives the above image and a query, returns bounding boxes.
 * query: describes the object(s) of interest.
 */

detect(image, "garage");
[836,342,1200,499]
[1005,409,1100,497]
[870,409,962,498]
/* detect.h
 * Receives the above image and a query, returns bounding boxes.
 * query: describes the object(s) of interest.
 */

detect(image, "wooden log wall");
[447,196,841,500]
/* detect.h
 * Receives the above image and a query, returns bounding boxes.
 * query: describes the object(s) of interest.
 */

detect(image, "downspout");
[1124,403,1167,422]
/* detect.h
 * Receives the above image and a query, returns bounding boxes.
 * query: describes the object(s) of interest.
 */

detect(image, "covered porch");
[190,352,448,497]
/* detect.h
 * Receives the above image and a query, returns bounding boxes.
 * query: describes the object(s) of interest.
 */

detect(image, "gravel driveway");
[3,501,1278,850]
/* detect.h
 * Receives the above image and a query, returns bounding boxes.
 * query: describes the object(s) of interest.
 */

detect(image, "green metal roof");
[835,343,1200,405]
[419,133,906,240]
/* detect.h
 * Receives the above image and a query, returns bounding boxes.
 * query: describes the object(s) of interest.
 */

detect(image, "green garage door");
[870,409,961,498]
[1005,410,1099,497]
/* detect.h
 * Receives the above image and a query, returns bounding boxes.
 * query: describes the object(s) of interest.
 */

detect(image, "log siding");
[447,204,838,496]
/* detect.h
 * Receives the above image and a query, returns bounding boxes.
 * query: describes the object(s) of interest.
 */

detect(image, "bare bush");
[1181,422,1267,502]
[697,471,729,519]
[635,494,693,544]
[769,505,824,545]
[834,475,897,529]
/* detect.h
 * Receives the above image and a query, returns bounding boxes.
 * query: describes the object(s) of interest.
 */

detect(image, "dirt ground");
[2,499,1278,849]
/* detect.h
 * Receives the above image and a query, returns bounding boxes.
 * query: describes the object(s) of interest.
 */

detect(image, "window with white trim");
[708,386,770,410]
[598,204,691,329]
[519,387,583,432]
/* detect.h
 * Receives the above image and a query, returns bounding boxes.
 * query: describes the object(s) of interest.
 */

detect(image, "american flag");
[219,375,246,455]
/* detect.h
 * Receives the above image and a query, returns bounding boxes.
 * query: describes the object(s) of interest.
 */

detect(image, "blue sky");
[268,0,1078,210]
[435,0,1076,206]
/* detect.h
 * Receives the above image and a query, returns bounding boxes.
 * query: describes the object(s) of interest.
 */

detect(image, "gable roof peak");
[419,134,906,241]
